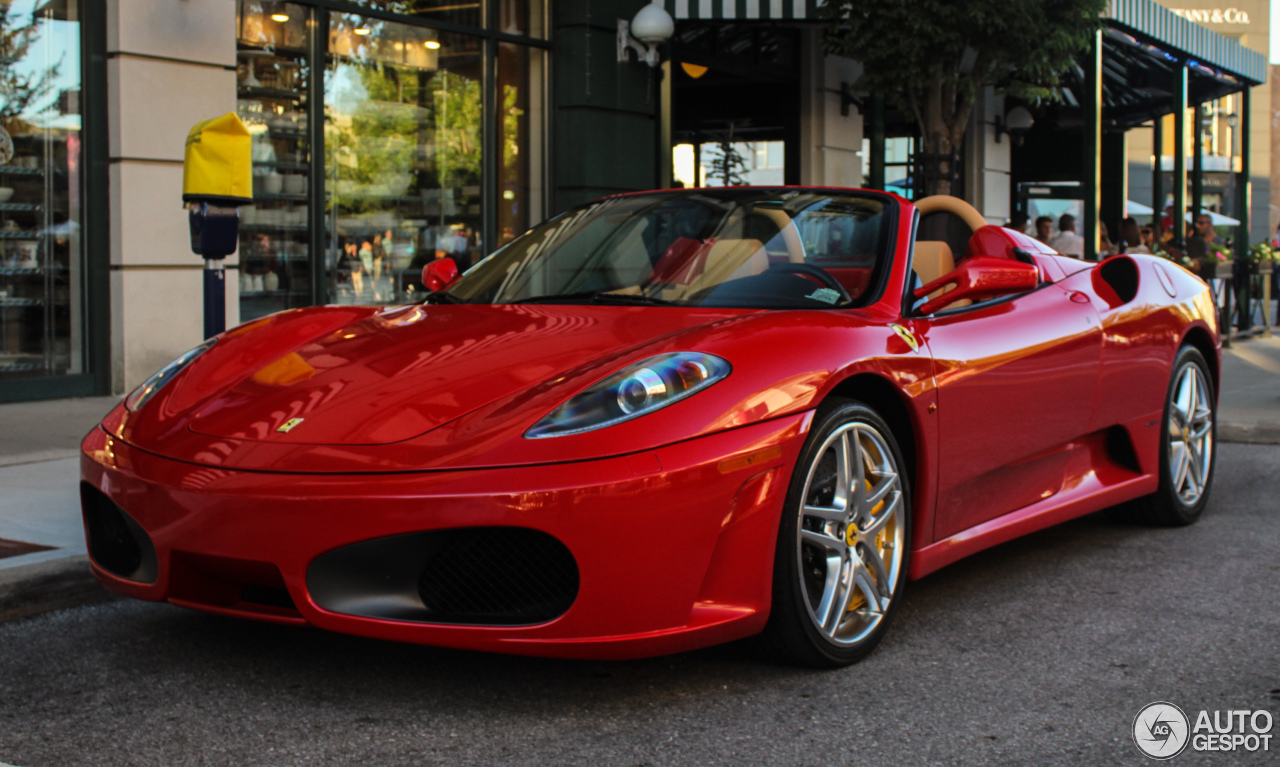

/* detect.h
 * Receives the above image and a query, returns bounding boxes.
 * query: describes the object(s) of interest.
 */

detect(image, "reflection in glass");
[497,43,544,247]
[0,0,84,380]
[326,14,483,306]
[236,1,314,321]
[339,1,483,32]
[499,0,545,38]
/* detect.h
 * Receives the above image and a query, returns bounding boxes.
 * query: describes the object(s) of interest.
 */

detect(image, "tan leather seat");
[913,240,970,309]
[673,238,766,297]
[914,240,955,285]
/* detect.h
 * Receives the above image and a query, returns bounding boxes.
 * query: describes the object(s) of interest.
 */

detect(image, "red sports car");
[80,189,1219,667]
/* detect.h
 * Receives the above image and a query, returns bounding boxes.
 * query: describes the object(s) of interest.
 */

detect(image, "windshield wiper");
[421,290,466,305]
[510,291,680,306]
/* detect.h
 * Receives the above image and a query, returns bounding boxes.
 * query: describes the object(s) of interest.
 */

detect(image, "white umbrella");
[1125,200,1155,216]
[1185,210,1241,226]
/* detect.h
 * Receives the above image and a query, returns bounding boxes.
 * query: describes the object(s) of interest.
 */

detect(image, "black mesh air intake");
[80,482,158,583]
[417,527,579,625]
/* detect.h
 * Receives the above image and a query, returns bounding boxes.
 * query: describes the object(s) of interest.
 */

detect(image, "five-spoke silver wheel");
[796,422,905,645]
[1167,362,1213,506]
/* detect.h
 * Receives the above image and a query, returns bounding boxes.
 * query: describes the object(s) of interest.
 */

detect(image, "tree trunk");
[913,73,980,198]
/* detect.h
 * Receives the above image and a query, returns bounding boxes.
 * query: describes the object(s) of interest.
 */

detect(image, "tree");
[0,3,62,121]
[821,0,1106,197]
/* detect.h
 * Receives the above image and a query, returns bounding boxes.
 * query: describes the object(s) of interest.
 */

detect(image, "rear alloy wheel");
[759,399,910,667]
[1114,345,1216,526]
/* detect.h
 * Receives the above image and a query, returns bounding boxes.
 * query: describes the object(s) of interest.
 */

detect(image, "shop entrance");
[669,23,800,188]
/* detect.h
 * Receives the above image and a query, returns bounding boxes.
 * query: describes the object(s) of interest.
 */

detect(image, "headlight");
[525,352,731,438]
[125,338,217,411]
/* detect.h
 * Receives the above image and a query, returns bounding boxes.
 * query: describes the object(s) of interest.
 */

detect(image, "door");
[917,284,1102,540]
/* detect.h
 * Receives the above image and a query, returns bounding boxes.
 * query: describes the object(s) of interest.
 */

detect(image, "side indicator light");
[718,445,783,474]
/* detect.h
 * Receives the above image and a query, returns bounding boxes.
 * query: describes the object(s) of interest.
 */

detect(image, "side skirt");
[908,429,1159,579]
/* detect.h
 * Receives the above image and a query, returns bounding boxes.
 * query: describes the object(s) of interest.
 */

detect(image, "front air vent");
[307,526,580,626]
[80,482,158,583]
[417,527,579,625]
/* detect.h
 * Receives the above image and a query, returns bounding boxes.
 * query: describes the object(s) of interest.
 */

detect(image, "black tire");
[1111,345,1216,526]
[757,398,912,668]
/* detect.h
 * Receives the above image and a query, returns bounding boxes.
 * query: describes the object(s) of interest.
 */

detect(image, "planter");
[1198,259,1233,280]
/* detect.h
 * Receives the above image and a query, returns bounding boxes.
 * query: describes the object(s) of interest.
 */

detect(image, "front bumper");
[80,414,809,659]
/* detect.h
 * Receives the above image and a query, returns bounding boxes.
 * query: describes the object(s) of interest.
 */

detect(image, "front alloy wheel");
[759,398,910,667]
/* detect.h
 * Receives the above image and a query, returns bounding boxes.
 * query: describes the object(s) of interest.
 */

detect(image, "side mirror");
[422,257,460,292]
[913,256,1039,315]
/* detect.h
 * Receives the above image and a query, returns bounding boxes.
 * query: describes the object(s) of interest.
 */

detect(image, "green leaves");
[822,0,1106,195]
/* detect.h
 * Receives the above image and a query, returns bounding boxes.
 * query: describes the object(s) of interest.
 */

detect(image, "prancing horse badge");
[889,324,919,353]
[277,417,305,433]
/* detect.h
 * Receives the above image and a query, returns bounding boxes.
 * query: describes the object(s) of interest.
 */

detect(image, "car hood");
[185,303,752,445]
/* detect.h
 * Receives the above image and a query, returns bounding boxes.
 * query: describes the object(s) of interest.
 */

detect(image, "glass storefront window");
[497,42,544,247]
[499,0,544,39]
[0,0,84,381]
[236,1,315,322]
[325,14,483,305]
[341,1,484,34]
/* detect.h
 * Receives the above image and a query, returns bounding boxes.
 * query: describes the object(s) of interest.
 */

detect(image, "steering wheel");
[768,263,853,304]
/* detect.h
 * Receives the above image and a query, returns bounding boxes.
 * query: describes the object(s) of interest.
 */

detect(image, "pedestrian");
[1006,211,1029,234]
[1048,214,1084,256]
[1099,220,1118,257]
[1121,217,1150,254]
[1184,213,1220,261]
[1034,215,1053,244]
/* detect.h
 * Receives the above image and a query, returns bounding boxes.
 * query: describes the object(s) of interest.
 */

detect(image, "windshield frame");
[445,187,902,311]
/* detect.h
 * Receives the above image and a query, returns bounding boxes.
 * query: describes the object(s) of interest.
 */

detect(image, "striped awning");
[1107,0,1266,84]
[666,0,821,21]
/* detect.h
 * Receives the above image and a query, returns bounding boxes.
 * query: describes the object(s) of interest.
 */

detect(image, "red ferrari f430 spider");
[81,189,1218,667]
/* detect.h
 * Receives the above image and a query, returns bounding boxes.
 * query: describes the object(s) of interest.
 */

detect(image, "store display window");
[235,0,547,317]
[0,0,86,382]
[326,14,483,305]
[236,1,315,322]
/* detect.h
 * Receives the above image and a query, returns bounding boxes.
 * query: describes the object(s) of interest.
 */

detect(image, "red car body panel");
[80,190,1220,658]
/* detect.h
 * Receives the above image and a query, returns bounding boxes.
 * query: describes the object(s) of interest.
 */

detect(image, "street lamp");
[617,0,675,68]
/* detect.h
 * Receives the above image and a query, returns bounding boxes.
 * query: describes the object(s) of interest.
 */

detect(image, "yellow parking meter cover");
[182,113,253,205]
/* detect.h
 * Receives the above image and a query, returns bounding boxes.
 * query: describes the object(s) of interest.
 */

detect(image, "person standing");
[1121,217,1150,254]
[1184,214,1220,261]
[1006,211,1029,235]
[1034,215,1054,244]
[1048,214,1084,256]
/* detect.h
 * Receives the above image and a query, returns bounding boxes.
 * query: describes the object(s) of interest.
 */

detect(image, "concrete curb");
[0,449,80,469]
[1218,422,1280,445]
[0,555,112,623]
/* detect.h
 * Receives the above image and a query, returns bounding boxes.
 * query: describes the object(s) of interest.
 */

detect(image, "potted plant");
[1197,243,1233,280]
[1245,242,1276,275]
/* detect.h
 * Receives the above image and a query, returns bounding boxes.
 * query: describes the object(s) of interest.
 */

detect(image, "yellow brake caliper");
[843,479,887,615]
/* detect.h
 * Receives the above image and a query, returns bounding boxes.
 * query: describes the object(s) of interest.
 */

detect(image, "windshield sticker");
[806,288,841,304]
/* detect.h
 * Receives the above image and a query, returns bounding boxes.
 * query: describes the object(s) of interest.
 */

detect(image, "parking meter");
[183,113,252,338]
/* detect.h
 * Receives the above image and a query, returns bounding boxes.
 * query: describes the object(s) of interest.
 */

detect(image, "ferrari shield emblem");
[277,417,305,433]
[890,324,919,353]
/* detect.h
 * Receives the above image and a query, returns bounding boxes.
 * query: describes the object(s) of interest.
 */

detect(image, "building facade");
[0,0,1267,403]
[1125,0,1271,237]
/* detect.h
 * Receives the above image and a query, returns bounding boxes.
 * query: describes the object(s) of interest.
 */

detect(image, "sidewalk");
[1,338,1278,623]
[0,396,119,620]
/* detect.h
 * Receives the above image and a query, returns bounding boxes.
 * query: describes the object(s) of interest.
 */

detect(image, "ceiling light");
[354,27,371,35]
[425,40,441,49]
[271,12,289,22]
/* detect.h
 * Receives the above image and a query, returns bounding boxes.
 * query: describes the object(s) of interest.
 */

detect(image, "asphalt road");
[1,444,1278,767]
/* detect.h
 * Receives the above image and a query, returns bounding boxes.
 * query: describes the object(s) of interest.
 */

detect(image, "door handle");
[1067,291,1091,304]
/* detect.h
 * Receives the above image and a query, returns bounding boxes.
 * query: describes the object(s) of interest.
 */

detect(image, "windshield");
[445,189,896,309]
